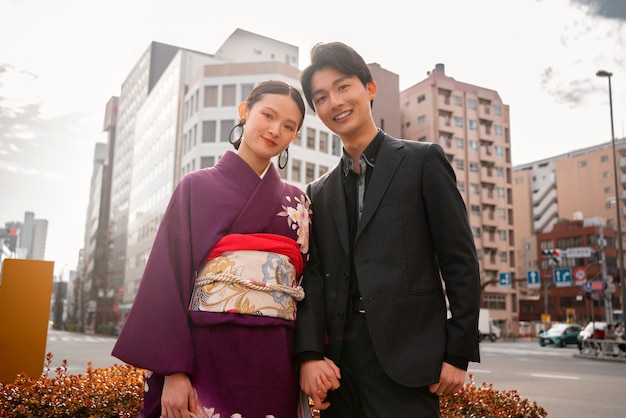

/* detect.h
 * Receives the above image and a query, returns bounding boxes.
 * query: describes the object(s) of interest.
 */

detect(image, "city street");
[41,330,626,417]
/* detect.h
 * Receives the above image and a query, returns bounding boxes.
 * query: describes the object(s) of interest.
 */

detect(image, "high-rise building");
[18,211,48,260]
[400,63,513,331]
[513,140,626,325]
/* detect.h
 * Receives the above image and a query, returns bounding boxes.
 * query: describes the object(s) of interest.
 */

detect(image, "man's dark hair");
[300,42,374,111]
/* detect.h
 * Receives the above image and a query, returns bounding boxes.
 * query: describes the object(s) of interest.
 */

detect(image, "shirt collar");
[341,129,385,177]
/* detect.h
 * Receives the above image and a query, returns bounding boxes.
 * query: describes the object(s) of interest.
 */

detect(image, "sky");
[1,0,625,276]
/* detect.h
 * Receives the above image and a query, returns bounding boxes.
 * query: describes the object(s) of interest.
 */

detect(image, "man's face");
[309,66,376,138]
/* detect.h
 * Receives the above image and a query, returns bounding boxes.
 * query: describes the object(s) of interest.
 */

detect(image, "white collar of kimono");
[259,162,271,179]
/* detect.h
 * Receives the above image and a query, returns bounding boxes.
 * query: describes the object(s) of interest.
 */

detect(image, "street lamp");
[596,69,624,321]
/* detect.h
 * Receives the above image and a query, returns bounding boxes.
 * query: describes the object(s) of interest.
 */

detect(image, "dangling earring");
[278,147,289,169]
[228,118,245,149]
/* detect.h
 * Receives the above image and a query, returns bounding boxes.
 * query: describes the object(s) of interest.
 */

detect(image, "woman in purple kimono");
[112,80,312,418]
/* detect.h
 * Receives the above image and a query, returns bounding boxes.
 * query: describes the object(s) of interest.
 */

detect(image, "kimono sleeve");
[112,176,196,376]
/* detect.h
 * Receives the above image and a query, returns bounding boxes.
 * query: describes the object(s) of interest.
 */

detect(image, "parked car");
[538,323,582,347]
[577,321,608,351]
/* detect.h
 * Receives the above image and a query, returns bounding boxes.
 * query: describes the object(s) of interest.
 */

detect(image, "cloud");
[571,0,626,20]
[534,2,625,108]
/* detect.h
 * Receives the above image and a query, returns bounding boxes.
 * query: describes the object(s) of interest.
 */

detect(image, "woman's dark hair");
[230,80,306,150]
[300,42,374,111]
[247,80,306,130]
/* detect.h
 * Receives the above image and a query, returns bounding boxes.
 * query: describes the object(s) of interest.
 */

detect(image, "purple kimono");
[112,151,311,418]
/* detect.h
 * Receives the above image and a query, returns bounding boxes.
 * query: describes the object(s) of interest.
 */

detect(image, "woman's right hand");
[161,373,198,418]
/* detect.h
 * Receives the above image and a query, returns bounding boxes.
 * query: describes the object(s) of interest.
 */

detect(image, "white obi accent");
[189,250,304,321]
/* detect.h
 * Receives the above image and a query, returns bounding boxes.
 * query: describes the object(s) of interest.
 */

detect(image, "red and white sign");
[573,267,587,283]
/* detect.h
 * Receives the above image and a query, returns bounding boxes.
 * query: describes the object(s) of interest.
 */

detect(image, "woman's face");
[238,94,302,162]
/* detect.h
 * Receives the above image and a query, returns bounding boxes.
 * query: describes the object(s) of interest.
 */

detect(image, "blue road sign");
[499,272,512,287]
[553,267,572,287]
[527,270,540,288]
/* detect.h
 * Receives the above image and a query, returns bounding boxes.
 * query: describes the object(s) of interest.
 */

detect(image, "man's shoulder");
[381,134,442,157]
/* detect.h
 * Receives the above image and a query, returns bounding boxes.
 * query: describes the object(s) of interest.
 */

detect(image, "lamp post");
[597,69,624,321]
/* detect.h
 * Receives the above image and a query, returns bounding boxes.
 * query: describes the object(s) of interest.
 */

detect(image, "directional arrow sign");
[553,267,572,287]
[527,270,540,288]
[499,272,512,288]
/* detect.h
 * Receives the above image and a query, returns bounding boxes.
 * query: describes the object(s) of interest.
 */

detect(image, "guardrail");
[578,338,626,360]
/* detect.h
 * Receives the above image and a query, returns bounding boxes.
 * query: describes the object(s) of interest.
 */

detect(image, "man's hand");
[299,358,341,410]
[428,362,466,396]
[161,373,198,418]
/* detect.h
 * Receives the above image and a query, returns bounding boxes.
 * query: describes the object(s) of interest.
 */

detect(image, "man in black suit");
[294,42,481,417]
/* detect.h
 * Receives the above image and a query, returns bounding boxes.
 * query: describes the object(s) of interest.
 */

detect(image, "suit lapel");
[324,164,351,257]
[356,136,404,241]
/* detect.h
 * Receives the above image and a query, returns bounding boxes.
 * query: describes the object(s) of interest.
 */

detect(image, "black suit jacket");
[295,134,481,388]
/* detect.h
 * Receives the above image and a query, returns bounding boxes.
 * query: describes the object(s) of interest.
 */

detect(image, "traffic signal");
[542,248,562,266]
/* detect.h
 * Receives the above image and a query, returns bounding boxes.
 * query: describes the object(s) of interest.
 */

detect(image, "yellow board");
[0,258,54,383]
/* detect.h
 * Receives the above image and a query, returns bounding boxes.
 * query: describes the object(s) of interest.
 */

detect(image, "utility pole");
[600,226,613,323]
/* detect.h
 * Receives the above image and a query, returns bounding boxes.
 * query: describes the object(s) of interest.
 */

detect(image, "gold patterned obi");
[189,248,304,321]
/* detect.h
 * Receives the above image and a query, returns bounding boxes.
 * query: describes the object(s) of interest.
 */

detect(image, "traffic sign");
[565,247,592,258]
[499,272,512,287]
[526,270,540,288]
[581,280,606,292]
[573,266,587,283]
[553,267,572,287]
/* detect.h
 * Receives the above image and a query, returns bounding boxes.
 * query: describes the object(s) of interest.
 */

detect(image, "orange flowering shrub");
[439,374,547,417]
[0,353,143,417]
[0,356,546,417]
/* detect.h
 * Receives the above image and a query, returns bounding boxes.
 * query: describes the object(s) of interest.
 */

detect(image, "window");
[578,161,587,168]
[440,133,452,147]
[494,125,502,136]
[469,162,479,172]
[455,159,465,170]
[495,145,503,156]
[220,119,235,142]
[455,137,464,148]
[496,187,505,198]
[470,183,480,195]
[469,140,478,151]
[499,230,507,241]
[468,120,477,130]
[454,95,462,106]
[493,105,502,116]
[240,83,254,102]
[472,227,481,238]
[331,135,341,156]
[457,181,465,192]
[418,115,426,124]
[417,94,426,103]
[467,99,477,110]
[222,84,236,106]
[604,171,611,178]
[604,187,611,193]
[319,132,328,153]
[470,205,480,216]
[305,162,315,183]
[418,136,427,142]
[454,116,463,128]
[202,121,216,143]
[497,208,506,219]
[601,155,609,162]
[319,165,328,176]
[292,159,302,182]
[204,85,218,107]
[306,128,316,150]
[200,156,215,169]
